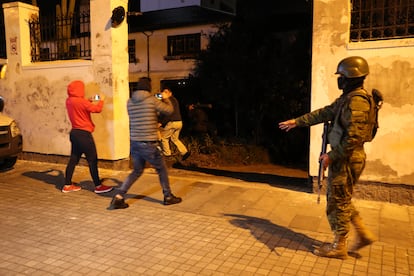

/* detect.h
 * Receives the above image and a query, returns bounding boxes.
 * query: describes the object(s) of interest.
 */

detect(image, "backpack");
[349,88,384,142]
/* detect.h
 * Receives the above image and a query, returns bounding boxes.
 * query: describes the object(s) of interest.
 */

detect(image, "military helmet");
[335,56,369,78]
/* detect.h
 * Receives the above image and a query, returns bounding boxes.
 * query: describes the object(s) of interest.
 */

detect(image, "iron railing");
[351,0,414,42]
[29,11,91,62]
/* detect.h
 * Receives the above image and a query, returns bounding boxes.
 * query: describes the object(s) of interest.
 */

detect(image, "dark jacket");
[159,96,182,127]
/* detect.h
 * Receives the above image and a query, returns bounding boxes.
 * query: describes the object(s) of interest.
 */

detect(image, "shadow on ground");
[224,214,321,254]
[21,169,122,194]
[173,163,312,193]
[22,169,65,191]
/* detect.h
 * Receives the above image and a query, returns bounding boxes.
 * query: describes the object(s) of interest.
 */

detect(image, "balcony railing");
[29,11,91,62]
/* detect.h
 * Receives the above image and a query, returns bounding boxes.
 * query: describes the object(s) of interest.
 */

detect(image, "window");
[128,39,136,63]
[350,0,414,42]
[29,11,91,62]
[166,33,201,60]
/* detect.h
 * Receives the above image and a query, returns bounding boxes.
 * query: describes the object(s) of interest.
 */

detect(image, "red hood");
[67,80,85,98]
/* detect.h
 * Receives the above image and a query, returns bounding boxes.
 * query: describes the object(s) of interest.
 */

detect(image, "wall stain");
[370,60,414,108]
[365,159,398,180]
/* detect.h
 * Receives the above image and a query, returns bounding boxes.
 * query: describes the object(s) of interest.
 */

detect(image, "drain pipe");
[142,31,153,78]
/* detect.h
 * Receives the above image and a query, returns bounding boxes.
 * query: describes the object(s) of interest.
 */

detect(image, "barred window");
[350,0,414,42]
[128,39,136,63]
[165,33,201,60]
[29,11,91,62]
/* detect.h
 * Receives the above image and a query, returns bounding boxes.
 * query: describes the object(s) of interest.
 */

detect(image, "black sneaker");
[164,194,182,205]
[109,196,129,209]
[182,152,191,161]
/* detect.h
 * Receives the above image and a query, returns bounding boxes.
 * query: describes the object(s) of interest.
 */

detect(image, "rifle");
[317,122,329,204]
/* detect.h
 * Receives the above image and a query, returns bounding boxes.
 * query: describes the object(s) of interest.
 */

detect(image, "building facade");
[0,1,232,167]
[311,0,414,186]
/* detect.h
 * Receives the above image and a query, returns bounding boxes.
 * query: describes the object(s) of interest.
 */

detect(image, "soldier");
[279,56,377,259]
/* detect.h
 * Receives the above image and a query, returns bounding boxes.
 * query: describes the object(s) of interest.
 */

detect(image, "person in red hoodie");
[63,80,113,194]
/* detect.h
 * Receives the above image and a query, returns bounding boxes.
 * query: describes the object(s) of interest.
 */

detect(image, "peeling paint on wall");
[312,0,414,186]
[12,76,71,154]
[370,61,414,107]
[1,0,130,161]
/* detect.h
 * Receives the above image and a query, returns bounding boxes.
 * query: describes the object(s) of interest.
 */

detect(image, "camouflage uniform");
[279,56,378,259]
[295,89,371,237]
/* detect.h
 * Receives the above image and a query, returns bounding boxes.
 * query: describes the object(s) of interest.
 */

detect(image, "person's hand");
[161,90,171,99]
[278,119,297,132]
[99,93,105,101]
[319,153,331,169]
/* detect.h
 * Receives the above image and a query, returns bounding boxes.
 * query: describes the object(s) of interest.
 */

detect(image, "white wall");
[311,0,414,185]
[128,25,219,92]
[0,1,219,162]
[0,1,130,161]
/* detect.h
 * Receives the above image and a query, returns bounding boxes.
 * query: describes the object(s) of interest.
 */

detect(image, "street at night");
[0,160,413,275]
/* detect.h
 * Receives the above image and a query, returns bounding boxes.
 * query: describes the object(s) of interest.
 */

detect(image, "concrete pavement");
[0,160,413,275]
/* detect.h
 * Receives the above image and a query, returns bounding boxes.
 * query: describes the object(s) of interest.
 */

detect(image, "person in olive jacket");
[279,56,377,259]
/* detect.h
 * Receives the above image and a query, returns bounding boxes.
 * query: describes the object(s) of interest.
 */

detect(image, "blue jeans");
[116,141,172,197]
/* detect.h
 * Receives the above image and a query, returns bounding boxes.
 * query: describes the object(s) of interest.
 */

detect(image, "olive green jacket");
[295,89,372,162]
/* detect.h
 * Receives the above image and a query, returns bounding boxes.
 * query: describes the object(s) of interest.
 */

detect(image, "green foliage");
[193,8,312,165]
[181,136,270,167]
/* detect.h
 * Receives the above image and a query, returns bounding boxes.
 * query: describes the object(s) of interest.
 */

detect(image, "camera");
[155,93,162,100]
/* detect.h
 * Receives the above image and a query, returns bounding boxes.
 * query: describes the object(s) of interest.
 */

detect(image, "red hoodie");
[66,80,104,133]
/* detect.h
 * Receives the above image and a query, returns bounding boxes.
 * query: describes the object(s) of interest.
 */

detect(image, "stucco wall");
[128,25,219,92]
[311,0,414,185]
[0,1,219,163]
[0,1,130,161]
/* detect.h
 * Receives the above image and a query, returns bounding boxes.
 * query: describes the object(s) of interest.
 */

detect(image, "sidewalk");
[0,160,413,275]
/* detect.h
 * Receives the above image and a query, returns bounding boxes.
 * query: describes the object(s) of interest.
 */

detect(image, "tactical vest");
[348,89,382,142]
[328,89,382,147]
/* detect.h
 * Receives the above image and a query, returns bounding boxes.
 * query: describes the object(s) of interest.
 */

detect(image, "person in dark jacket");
[158,87,190,161]
[64,80,113,194]
[109,77,182,209]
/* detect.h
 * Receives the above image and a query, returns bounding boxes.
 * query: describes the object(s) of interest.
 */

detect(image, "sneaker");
[164,194,182,205]
[62,184,81,193]
[94,184,113,194]
[182,152,191,161]
[109,196,129,209]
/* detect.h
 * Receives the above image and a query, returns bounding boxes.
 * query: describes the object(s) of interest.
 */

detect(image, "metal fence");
[29,11,91,62]
[351,0,414,41]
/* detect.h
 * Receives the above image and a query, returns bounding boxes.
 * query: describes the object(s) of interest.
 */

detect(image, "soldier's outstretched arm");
[278,119,297,132]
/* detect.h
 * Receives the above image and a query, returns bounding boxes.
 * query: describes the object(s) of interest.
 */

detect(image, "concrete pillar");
[3,2,38,67]
[90,0,130,161]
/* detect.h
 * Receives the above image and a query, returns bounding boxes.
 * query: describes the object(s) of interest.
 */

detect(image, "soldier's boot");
[313,234,348,260]
[349,216,376,253]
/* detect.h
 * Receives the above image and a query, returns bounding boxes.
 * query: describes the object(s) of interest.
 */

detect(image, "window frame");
[128,39,137,63]
[165,33,201,60]
[350,0,414,43]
